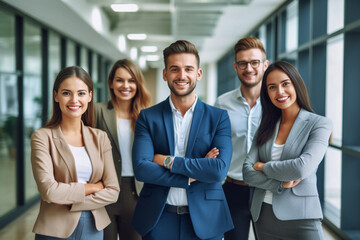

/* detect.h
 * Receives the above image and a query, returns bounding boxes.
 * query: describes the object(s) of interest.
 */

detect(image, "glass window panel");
[66,40,76,67]
[0,9,17,217]
[324,147,342,228]
[81,47,88,72]
[286,0,298,52]
[92,53,99,102]
[258,25,266,53]
[48,31,60,119]
[24,20,42,201]
[326,35,343,145]
[327,0,344,34]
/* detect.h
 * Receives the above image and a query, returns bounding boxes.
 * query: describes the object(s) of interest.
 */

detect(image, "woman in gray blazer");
[243,61,332,240]
[31,66,120,239]
[94,59,151,240]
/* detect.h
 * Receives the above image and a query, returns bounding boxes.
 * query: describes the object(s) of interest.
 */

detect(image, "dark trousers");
[223,181,256,240]
[143,209,223,240]
[254,203,324,240]
[104,177,141,240]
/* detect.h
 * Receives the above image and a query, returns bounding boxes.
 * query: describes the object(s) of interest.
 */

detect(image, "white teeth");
[68,106,80,110]
[121,91,130,94]
[176,82,187,85]
[277,97,288,101]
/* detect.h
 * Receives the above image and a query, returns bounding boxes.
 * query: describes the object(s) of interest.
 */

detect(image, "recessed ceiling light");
[127,34,147,40]
[141,46,158,52]
[111,4,139,12]
[146,55,160,61]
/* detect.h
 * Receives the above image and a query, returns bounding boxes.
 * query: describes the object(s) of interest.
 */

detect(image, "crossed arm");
[132,110,232,187]
[243,117,332,191]
[31,130,119,210]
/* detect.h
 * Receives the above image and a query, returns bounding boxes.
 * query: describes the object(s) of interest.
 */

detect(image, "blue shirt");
[215,88,261,181]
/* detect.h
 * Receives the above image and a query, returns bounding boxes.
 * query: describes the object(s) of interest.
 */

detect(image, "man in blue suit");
[132,40,234,240]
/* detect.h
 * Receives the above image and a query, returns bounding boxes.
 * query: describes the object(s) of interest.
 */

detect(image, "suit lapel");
[265,121,279,162]
[186,100,204,157]
[103,101,120,154]
[52,126,77,182]
[281,109,308,160]
[82,123,99,183]
[163,99,175,155]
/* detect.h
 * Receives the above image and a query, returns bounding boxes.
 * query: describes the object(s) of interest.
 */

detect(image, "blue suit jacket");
[132,98,234,239]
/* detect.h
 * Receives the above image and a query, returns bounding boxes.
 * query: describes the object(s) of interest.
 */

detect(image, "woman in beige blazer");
[243,61,332,239]
[31,66,120,239]
[94,59,150,240]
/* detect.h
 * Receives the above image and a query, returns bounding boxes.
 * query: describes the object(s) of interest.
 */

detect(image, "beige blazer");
[30,123,120,238]
[95,101,143,196]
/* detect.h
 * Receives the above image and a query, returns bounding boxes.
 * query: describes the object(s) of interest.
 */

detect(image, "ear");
[263,59,270,71]
[196,68,202,82]
[163,68,167,82]
[233,61,238,72]
[88,91,92,102]
[54,90,59,102]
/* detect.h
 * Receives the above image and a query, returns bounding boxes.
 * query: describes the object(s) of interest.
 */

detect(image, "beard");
[238,74,262,88]
[168,80,196,97]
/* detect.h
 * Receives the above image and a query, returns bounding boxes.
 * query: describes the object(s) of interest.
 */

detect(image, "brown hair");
[256,61,314,146]
[107,59,151,130]
[45,66,94,128]
[163,40,200,68]
[234,37,266,61]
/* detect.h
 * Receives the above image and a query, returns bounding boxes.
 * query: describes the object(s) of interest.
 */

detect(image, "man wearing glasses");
[215,37,269,240]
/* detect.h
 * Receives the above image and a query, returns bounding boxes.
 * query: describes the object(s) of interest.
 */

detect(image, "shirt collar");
[169,95,198,114]
[237,87,261,104]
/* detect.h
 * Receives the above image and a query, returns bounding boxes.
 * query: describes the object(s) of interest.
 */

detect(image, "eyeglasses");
[236,60,265,70]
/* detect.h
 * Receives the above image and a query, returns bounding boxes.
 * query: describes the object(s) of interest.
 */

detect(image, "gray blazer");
[94,101,143,196]
[243,109,332,222]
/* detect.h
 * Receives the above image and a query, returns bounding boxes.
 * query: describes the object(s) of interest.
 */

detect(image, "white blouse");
[263,143,284,205]
[68,144,92,183]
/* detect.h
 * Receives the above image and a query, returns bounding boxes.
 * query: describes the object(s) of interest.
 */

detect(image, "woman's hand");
[85,181,104,195]
[282,179,302,188]
[253,162,265,171]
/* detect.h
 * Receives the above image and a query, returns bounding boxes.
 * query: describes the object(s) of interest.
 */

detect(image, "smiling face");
[234,48,268,89]
[163,53,202,98]
[266,69,299,112]
[110,67,137,103]
[54,76,92,121]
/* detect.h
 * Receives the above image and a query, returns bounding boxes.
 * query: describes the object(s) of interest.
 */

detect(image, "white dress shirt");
[166,96,198,206]
[215,87,262,181]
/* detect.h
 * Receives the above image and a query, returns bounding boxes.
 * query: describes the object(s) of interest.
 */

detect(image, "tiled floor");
[0,202,342,240]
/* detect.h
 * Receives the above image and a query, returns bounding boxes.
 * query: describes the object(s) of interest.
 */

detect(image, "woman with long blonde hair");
[94,59,151,240]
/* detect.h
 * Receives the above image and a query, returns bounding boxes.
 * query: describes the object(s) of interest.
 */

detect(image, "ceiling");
[2,0,286,69]
[86,0,286,67]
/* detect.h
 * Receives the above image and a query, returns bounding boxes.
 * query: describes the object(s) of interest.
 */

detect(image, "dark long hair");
[107,59,151,130]
[256,61,314,146]
[44,66,94,128]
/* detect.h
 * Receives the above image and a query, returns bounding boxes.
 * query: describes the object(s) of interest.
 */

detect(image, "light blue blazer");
[131,98,234,239]
[243,109,332,222]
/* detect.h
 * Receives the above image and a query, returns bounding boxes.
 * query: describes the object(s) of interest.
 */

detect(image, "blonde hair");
[107,59,151,130]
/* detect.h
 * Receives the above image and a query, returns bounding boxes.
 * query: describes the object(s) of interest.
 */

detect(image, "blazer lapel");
[265,121,279,162]
[52,126,77,182]
[281,109,308,160]
[186,100,204,157]
[82,123,99,183]
[163,98,175,156]
[103,101,120,154]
